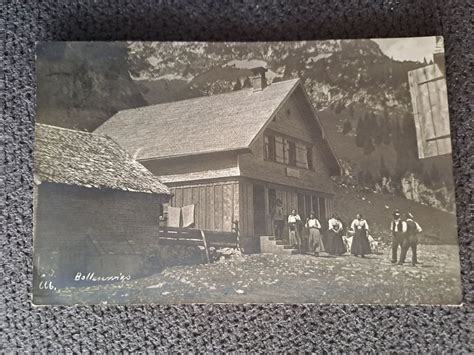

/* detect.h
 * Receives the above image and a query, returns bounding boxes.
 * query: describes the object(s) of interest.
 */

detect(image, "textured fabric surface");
[1,0,472,352]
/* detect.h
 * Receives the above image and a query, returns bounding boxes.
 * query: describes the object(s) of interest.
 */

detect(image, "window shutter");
[287,140,296,166]
[275,136,284,163]
[296,142,308,168]
[307,145,314,170]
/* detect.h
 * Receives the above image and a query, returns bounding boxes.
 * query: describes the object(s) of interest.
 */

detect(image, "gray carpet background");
[1,0,472,352]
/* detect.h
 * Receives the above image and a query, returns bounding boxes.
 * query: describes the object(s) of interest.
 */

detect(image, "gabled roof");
[34,124,171,195]
[95,79,301,160]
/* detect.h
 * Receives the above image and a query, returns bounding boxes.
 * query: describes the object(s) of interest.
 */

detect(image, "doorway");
[253,185,266,236]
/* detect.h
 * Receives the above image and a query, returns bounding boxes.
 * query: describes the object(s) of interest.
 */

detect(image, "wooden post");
[263,185,270,235]
[200,230,211,264]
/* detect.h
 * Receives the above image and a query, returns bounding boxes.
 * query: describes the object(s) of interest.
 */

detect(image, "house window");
[275,136,285,163]
[264,133,314,170]
[307,145,314,170]
[296,142,308,169]
[264,135,276,161]
[287,140,296,166]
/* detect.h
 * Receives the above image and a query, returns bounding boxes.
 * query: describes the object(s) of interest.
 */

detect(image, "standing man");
[390,210,406,263]
[271,199,285,241]
[288,209,302,252]
[398,213,423,266]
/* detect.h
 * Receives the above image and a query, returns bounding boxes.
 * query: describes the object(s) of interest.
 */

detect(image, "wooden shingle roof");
[95,79,300,161]
[34,124,171,195]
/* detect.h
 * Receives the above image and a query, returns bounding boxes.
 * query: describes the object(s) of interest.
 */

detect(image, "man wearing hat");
[390,209,406,263]
[398,212,423,266]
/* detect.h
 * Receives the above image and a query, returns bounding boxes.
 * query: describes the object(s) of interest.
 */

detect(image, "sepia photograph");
[33,38,462,305]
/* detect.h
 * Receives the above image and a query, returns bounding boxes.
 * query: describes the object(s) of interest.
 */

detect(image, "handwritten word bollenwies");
[74,272,132,282]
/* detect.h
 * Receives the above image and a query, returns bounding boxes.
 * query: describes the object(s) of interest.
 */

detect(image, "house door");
[253,185,266,236]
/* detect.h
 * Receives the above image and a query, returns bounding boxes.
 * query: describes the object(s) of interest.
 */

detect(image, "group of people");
[272,199,423,265]
[272,199,372,257]
[390,209,423,266]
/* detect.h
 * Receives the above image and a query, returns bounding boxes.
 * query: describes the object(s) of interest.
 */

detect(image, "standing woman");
[350,214,371,257]
[327,214,346,256]
[288,209,301,251]
[306,212,322,256]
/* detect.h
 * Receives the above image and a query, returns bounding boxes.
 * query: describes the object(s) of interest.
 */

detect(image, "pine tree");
[429,165,441,186]
[233,79,242,91]
[343,119,352,135]
[335,101,344,114]
[382,107,391,145]
[401,112,418,159]
[355,117,366,148]
[380,155,389,178]
[392,118,402,151]
[363,135,375,155]
[373,113,383,145]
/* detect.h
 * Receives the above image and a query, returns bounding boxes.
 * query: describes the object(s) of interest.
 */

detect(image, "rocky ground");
[36,245,462,305]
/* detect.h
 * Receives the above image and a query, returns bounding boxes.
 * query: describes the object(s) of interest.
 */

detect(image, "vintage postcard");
[33,38,462,305]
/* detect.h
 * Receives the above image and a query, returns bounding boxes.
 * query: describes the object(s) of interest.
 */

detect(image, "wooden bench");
[158,225,240,263]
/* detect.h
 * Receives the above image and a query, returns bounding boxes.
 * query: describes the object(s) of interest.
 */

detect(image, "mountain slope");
[36,42,147,131]
[36,41,454,212]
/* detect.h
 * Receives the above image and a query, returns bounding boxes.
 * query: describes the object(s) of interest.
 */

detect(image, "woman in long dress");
[305,212,322,256]
[287,209,301,251]
[350,214,371,257]
[327,214,346,256]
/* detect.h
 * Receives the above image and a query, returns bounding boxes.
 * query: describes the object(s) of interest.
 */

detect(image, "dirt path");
[43,245,462,305]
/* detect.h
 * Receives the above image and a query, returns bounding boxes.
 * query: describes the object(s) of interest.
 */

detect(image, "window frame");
[263,132,315,171]
[264,134,276,162]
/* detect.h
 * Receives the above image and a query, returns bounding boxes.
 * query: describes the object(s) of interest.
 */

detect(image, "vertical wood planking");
[243,182,249,236]
[199,186,207,230]
[214,184,223,231]
[239,183,245,235]
[223,184,233,231]
[263,185,270,234]
[240,181,254,237]
[183,187,192,206]
[207,185,215,230]
[233,182,239,226]
[191,187,199,228]
[247,182,254,236]
[170,188,176,206]
[174,188,183,207]
[409,64,451,159]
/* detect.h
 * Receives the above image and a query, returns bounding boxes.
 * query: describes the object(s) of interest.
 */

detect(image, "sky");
[373,36,437,63]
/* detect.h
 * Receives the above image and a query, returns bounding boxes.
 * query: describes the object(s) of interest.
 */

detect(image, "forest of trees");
[336,102,442,190]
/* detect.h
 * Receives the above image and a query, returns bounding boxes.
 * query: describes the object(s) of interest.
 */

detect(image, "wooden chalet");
[33,124,171,289]
[96,69,341,252]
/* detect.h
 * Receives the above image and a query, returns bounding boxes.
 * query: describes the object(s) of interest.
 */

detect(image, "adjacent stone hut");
[33,124,171,288]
